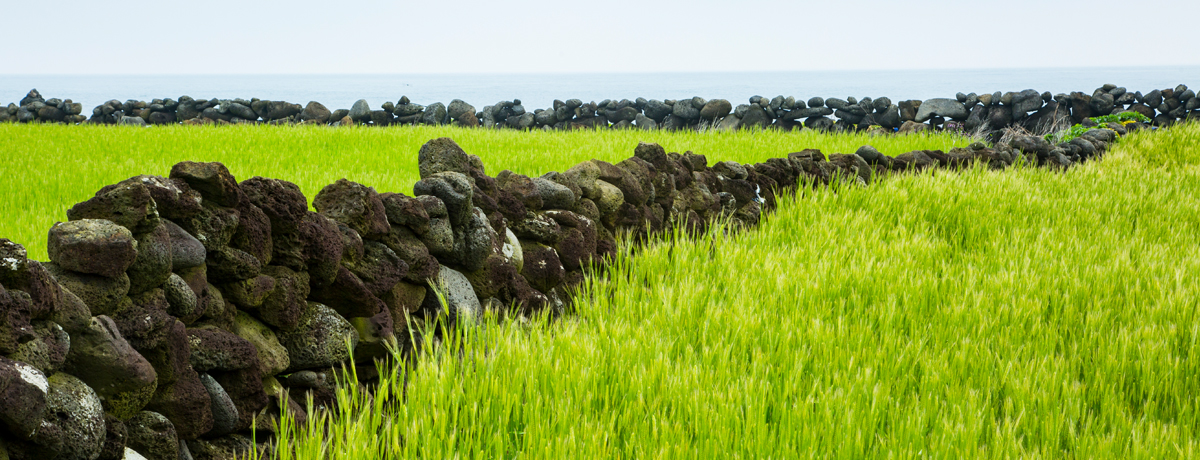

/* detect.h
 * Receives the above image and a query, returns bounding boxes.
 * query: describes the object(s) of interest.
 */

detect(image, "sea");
[2,67,1197,113]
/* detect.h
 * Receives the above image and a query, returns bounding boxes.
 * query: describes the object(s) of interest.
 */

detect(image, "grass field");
[5,123,1199,457]
[255,124,1200,458]
[0,124,968,260]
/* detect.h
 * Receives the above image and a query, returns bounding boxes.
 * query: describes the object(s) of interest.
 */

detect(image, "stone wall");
[0,127,1129,460]
[1,84,1197,133]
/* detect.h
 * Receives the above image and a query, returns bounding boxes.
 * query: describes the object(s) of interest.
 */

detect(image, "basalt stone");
[239,177,308,234]
[532,177,575,210]
[349,241,407,299]
[562,161,603,201]
[125,411,179,460]
[740,105,769,129]
[8,320,68,374]
[299,101,331,124]
[495,171,543,212]
[313,179,390,240]
[278,302,358,373]
[421,102,448,125]
[310,266,385,319]
[428,266,481,320]
[197,373,237,438]
[219,274,275,309]
[162,220,204,270]
[0,357,49,444]
[154,275,196,321]
[42,372,106,460]
[46,263,130,316]
[243,265,308,331]
[1010,136,1053,158]
[62,315,158,419]
[186,326,257,373]
[112,290,176,352]
[964,104,989,132]
[68,181,160,234]
[123,224,172,295]
[0,246,58,319]
[186,433,254,460]
[120,177,202,224]
[52,285,91,335]
[643,99,671,122]
[854,145,884,164]
[369,110,393,126]
[349,308,396,361]
[382,281,427,321]
[380,192,431,235]
[230,311,289,376]
[230,200,272,266]
[48,219,138,278]
[413,172,475,228]
[713,161,748,180]
[510,212,561,245]
[827,154,872,185]
[592,160,646,206]
[205,247,261,283]
[893,150,936,171]
[594,180,624,216]
[97,414,127,460]
[169,162,242,208]
[446,208,499,273]
[210,366,266,433]
[520,243,565,293]
[348,99,372,122]
[915,98,967,122]
[382,225,440,284]
[446,99,476,121]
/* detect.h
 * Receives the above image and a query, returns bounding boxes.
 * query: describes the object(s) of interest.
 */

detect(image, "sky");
[3,0,1199,75]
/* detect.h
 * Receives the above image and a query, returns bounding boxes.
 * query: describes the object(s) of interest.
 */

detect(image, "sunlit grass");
[0,123,967,260]
[255,123,1200,458]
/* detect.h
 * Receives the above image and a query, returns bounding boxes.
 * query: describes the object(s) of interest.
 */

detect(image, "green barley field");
[0,124,966,260]
[4,123,1200,457]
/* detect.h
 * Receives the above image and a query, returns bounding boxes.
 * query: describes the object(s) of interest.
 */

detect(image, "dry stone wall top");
[2,84,1197,137]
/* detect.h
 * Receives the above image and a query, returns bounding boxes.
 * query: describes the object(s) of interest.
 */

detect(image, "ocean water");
[2,67,1197,114]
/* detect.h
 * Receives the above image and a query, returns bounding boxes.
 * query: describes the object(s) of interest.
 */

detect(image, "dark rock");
[63,315,159,419]
[313,179,390,240]
[898,100,921,121]
[349,99,372,122]
[68,181,160,234]
[854,145,884,163]
[420,102,447,125]
[97,415,126,460]
[239,176,307,234]
[740,105,769,129]
[230,311,289,376]
[187,326,257,373]
[127,223,173,294]
[278,301,358,372]
[45,263,129,316]
[413,172,475,228]
[198,373,238,437]
[520,243,565,292]
[0,356,49,440]
[417,137,471,179]
[205,247,261,283]
[699,99,732,119]
[48,219,138,278]
[299,101,331,124]
[163,220,205,270]
[125,411,179,460]
[915,98,967,121]
[1010,89,1043,117]
[447,99,476,121]
[169,162,242,208]
[42,373,106,460]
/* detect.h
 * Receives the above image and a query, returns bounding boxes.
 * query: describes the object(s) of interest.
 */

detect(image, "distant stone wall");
[0,128,1128,460]
[1,84,1197,133]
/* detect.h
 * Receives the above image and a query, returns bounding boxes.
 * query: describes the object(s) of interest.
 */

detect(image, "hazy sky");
[4,0,1199,74]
